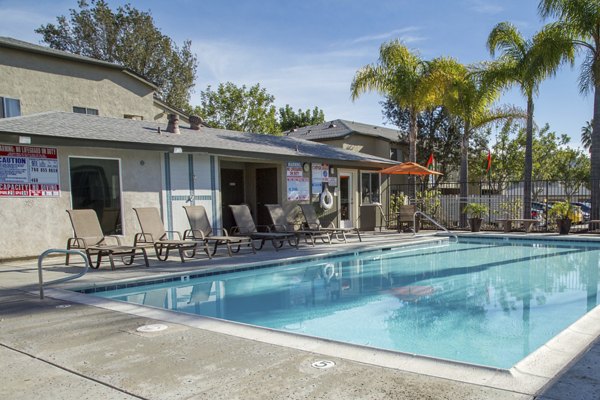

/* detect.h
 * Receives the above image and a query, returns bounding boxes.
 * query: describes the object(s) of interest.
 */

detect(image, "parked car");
[531,201,548,221]
[571,202,591,221]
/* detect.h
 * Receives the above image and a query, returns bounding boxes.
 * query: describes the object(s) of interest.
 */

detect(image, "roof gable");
[286,119,406,143]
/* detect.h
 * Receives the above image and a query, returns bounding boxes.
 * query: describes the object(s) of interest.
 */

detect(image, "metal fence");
[386,180,593,233]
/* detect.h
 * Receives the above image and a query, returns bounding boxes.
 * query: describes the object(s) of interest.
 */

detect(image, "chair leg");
[108,253,116,270]
[355,228,362,242]
[155,244,170,261]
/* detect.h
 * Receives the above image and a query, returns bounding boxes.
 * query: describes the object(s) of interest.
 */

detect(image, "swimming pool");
[85,237,600,369]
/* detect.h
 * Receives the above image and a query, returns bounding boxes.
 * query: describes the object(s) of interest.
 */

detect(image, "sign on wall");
[311,163,329,195]
[286,162,309,200]
[0,144,60,197]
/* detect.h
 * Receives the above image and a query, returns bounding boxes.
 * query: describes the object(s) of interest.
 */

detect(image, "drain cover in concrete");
[55,304,71,309]
[311,360,335,369]
[136,324,168,333]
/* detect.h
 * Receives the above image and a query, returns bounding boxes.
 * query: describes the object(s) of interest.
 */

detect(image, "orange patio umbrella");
[379,162,443,176]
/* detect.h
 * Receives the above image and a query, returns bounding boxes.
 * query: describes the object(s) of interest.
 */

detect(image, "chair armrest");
[184,229,207,240]
[163,230,182,240]
[68,237,88,249]
[255,224,272,232]
[134,232,154,245]
[214,227,229,236]
[230,226,241,235]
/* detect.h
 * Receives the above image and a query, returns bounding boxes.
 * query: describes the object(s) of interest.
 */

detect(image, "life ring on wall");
[319,187,334,210]
[322,263,335,282]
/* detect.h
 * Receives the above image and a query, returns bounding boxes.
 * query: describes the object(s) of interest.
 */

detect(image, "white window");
[73,106,99,115]
[361,172,380,204]
[69,157,122,235]
[0,97,21,118]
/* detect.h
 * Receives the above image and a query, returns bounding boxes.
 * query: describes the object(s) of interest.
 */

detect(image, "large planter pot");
[557,218,572,235]
[469,217,483,232]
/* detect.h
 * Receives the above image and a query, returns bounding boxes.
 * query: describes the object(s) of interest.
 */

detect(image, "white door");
[338,170,357,228]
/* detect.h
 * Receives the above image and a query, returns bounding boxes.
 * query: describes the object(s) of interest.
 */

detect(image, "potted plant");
[549,200,574,235]
[463,203,488,232]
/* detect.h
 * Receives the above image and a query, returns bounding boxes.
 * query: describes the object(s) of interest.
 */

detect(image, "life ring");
[319,188,334,210]
[322,263,335,282]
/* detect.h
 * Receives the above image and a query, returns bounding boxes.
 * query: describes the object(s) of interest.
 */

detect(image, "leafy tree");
[194,82,279,134]
[36,0,197,109]
[439,60,523,226]
[351,40,443,163]
[381,103,465,183]
[539,0,600,220]
[279,105,325,131]
[582,119,593,150]
[487,21,574,219]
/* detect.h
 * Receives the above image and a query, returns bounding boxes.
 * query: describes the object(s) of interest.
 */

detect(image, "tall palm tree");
[539,0,600,220]
[487,21,574,220]
[582,119,593,150]
[351,40,439,162]
[440,60,523,226]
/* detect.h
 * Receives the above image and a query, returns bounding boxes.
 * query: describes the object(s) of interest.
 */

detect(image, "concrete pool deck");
[1,231,600,399]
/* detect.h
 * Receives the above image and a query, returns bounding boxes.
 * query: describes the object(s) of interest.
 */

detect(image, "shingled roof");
[0,112,396,166]
[285,119,406,143]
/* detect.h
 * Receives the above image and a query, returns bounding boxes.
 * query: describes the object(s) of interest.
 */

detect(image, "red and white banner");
[0,144,60,197]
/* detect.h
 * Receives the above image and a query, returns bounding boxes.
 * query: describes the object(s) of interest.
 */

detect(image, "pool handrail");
[38,248,89,299]
[414,211,458,241]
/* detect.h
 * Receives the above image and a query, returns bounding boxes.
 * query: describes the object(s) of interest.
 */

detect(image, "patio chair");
[396,205,418,233]
[298,204,362,243]
[264,204,331,246]
[133,207,198,262]
[183,205,256,256]
[66,209,149,270]
[229,204,299,250]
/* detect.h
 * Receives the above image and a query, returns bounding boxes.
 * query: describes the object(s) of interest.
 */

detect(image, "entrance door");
[256,167,278,226]
[338,170,356,228]
[221,169,244,230]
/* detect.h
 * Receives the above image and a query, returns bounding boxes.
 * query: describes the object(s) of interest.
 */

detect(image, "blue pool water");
[88,237,600,369]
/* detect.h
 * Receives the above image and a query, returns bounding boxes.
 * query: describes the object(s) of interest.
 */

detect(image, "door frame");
[337,169,358,228]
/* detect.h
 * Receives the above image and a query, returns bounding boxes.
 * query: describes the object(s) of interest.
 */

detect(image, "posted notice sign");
[0,144,60,197]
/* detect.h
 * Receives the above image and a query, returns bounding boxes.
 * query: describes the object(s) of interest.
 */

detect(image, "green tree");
[194,82,279,134]
[350,40,442,163]
[582,119,593,150]
[279,105,325,131]
[487,21,574,219]
[539,0,600,220]
[439,60,522,226]
[381,103,466,183]
[36,0,197,110]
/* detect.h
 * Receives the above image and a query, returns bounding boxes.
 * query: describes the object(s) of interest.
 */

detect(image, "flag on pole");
[426,153,435,169]
[485,150,492,174]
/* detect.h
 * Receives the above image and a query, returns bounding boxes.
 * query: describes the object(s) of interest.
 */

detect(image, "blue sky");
[0,0,593,148]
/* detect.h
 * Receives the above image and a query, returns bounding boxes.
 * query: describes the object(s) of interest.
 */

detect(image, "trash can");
[359,204,382,231]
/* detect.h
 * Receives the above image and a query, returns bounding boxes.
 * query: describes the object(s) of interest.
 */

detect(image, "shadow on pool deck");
[1,231,600,399]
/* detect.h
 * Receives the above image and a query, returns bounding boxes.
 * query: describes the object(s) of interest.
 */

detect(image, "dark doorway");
[256,167,278,226]
[221,168,245,230]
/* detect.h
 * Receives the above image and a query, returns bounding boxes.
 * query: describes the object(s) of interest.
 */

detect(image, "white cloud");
[349,27,424,44]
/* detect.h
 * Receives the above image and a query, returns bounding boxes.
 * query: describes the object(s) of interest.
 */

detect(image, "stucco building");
[0,37,395,259]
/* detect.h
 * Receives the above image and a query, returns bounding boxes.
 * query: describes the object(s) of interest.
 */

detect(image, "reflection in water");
[96,239,600,369]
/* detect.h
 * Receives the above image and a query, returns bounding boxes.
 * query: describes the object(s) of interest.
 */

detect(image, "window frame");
[360,171,381,205]
[68,155,124,235]
[73,106,99,115]
[0,97,21,118]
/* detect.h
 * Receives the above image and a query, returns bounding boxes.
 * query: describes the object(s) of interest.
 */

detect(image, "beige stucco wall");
[0,145,162,259]
[0,47,156,120]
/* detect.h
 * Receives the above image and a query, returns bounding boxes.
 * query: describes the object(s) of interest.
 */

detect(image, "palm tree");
[539,0,600,220]
[582,119,593,150]
[350,40,439,162]
[440,60,523,226]
[487,21,574,220]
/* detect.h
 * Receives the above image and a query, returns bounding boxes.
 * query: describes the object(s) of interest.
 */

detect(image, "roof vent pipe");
[166,114,180,134]
[189,115,202,131]
[328,122,337,128]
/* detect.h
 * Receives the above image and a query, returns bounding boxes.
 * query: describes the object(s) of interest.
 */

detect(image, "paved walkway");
[1,232,599,399]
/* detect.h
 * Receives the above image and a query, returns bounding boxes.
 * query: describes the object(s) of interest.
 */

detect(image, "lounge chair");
[264,204,331,246]
[229,204,299,250]
[183,205,256,256]
[298,204,362,243]
[133,207,198,262]
[66,209,149,270]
